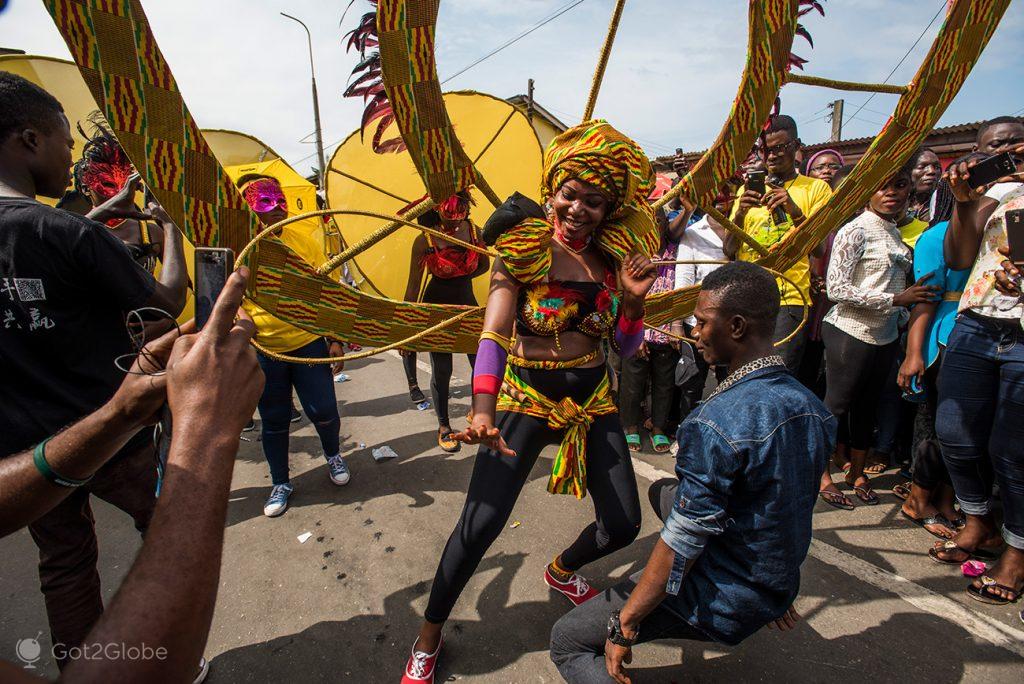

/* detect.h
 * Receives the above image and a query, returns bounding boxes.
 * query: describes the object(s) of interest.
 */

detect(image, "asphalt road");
[2,352,1023,682]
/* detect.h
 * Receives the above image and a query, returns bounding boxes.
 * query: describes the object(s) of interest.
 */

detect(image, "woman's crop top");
[515,274,620,339]
[422,233,482,280]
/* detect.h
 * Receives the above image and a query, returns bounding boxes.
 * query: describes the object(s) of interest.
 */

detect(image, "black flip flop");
[929,540,1002,565]
[818,489,854,510]
[967,576,1023,606]
[852,485,880,505]
[891,481,912,501]
[900,510,955,538]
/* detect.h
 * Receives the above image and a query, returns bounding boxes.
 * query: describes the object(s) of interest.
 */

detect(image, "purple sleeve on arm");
[472,338,508,395]
[614,316,644,359]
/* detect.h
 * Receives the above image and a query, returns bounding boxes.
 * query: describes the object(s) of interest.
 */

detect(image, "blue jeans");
[256,338,341,485]
[936,313,1024,549]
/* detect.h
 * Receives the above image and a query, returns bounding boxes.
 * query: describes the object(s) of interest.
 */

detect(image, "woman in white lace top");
[818,161,940,509]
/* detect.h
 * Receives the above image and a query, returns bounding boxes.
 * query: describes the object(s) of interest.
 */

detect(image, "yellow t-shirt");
[900,218,928,249]
[730,174,833,306]
[243,217,330,354]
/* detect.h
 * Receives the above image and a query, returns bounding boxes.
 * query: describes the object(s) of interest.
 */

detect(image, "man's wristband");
[33,437,93,488]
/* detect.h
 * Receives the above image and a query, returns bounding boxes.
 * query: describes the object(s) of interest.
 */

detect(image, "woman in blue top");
[896,218,969,538]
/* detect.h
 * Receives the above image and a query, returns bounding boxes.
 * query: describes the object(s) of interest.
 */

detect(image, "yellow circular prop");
[326,91,543,304]
[0,55,103,208]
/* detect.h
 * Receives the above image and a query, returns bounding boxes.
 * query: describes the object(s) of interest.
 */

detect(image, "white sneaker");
[263,483,294,517]
[327,454,351,486]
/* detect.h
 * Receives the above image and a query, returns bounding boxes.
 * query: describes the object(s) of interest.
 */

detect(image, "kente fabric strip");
[497,365,616,498]
[507,350,601,370]
[42,0,257,253]
[376,0,477,202]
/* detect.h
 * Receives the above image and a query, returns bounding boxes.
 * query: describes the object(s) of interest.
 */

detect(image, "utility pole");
[828,99,844,143]
[282,13,327,194]
[527,78,535,126]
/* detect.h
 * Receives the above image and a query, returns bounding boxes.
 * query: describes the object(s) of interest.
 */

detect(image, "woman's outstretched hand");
[454,416,516,457]
[620,252,658,299]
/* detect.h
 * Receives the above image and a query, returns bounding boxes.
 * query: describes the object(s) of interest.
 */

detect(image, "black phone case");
[969,153,1016,189]
[1006,209,1024,263]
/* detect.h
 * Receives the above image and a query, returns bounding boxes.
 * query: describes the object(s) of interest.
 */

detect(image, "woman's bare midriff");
[512,332,606,368]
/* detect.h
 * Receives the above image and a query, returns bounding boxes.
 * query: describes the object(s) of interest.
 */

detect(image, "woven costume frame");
[39,0,1009,352]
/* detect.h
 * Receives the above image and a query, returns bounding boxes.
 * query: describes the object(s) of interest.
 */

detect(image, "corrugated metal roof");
[655,120,986,163]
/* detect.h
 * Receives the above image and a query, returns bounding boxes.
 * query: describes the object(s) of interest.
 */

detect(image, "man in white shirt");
[673,182,738,418]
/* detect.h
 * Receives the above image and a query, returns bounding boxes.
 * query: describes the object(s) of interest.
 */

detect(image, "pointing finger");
[202,267,249,342]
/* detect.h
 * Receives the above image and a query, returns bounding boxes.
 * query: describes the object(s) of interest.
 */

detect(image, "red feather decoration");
[341,1,405,153]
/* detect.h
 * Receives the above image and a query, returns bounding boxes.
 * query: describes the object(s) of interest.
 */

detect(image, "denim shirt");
[660,366,836,645]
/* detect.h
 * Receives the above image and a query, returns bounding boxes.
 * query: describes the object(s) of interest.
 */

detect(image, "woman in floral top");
[930,143,1024,606]
[817,162,939,509]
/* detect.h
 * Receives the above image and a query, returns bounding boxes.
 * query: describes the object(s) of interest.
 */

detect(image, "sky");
[2,0,1022,178]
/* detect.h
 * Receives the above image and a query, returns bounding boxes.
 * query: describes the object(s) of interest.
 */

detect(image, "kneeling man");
[550,262,836,683]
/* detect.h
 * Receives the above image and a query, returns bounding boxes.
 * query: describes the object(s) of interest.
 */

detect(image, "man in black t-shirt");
[0,72,188,667]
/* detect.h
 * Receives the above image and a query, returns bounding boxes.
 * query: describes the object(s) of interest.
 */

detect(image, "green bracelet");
[33,437,93,488]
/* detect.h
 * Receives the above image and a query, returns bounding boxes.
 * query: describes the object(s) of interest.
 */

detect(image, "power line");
[294,0,592,167]
[844,0,946,129]
[441,0,590,85]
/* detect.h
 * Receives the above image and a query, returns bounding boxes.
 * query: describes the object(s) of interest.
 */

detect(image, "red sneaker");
[401,638,442,684]
[544,566,600,606]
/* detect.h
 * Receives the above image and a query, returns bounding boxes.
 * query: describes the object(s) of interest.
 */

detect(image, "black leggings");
[822,322,898,450]
[430,352,475,427]
[422,274,477,427]
[403,352,419,386]
[424,365,642,624]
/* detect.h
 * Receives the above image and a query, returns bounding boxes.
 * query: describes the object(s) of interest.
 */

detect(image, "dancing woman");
[402,191,489,451]
[401,121,659,684]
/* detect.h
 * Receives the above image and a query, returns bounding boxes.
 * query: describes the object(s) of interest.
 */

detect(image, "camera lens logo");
[16,632,44,669]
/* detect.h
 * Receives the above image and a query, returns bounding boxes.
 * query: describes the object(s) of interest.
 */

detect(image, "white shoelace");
[408,651,430,678]
[570,575,589,595]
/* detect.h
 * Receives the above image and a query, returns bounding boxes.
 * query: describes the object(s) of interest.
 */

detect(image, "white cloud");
[1,0,1021,174]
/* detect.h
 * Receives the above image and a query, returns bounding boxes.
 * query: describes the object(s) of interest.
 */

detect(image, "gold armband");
[479,330,511,351]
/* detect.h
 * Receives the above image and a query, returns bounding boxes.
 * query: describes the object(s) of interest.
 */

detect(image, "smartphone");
[194,247,234,330]
[968,151,1017,189]
[1007,209,1024,264]
[155,247,235,492]
[747,170,766,195]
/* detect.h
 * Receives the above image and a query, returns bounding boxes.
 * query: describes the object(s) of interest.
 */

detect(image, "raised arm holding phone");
[0,268,264,684]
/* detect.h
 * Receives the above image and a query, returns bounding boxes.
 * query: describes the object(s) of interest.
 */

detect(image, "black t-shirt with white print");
[0,197,156,457]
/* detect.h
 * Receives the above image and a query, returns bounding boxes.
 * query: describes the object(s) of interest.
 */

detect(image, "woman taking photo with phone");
[930,139,1024,605]
[237,175,348,518]
[400,121,659,684]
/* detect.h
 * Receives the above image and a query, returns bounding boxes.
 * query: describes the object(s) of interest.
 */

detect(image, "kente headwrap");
[496,120,659,283]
